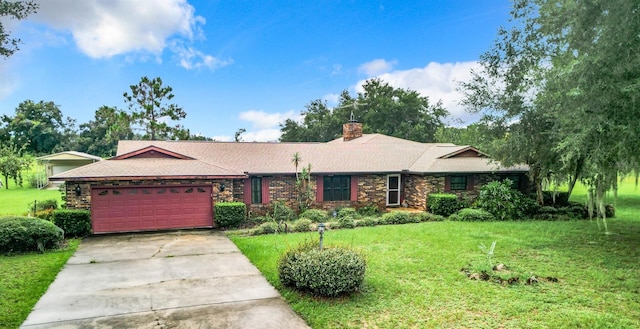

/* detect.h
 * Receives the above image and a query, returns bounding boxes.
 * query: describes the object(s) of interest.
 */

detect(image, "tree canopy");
[76,106,134,157]
[460,0,640,224]
[281,78,448,143]
[0,0,38,58]
[123,76,188,141]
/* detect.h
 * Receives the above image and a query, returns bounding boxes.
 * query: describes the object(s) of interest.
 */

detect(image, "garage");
[91,185,213,233]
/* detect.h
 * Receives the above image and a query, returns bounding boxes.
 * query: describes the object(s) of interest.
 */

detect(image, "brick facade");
[66,172,530,220]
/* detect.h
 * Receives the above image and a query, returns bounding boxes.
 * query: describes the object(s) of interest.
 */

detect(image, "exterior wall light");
[219,183,225,192]
[74,184,82,196]
[317,222,325,250]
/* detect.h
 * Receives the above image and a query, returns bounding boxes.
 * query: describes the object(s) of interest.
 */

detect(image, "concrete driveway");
[21,231,310,329]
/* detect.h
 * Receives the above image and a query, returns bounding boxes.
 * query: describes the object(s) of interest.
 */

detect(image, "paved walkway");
[21,231,310,329]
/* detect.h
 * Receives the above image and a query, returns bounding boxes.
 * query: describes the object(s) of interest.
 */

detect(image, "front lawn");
[0,186,61,216]
[0,240,79,329]
[230,186,640,328]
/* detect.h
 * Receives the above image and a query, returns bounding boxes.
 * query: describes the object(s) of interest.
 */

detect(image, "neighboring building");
[36,151,103,189]
[51,121,528,234]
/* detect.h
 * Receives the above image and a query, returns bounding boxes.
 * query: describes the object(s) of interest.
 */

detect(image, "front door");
[387,174,401,206]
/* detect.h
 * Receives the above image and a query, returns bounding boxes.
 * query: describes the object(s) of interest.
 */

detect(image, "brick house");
[51,121,528,234]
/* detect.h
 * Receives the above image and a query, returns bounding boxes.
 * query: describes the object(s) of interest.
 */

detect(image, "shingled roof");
[51,134,527,181]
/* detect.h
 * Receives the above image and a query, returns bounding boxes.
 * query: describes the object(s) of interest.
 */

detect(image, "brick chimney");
[343,112,363,141]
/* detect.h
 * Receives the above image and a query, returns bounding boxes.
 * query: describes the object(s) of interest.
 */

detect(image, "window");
[323,176,351,201]
[251,177,262,204]
[450,176,468,191]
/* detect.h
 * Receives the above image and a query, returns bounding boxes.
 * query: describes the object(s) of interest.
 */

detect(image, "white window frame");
[386,174,401,206]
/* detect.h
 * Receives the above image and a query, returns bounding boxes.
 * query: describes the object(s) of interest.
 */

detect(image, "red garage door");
[91,186,213,233]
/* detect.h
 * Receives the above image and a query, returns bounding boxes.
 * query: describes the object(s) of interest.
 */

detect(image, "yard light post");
[317,222,325,250]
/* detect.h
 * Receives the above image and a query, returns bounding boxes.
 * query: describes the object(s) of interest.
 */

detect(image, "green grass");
[0,239,79,329]
[0,186,62,216]
[230,183,640,328]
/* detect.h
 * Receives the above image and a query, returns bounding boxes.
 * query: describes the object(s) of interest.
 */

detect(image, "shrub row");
[52,210,92,237]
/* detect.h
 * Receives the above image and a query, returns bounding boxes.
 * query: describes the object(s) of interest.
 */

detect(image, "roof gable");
[111,145,194,160]
[439,146,489,159]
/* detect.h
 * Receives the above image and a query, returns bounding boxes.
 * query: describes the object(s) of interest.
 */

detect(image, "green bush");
[542,191,570,206]
[337,207,359,219]
[34,209,54,221]
[475,180,528,220]
[357,203,381,216]
[381,211,418,225]
[252,221,278,235]
[0,216,64,254]
[338,216,356,229]
[414,212,446,222]
[52,210,91,237]
[453,208,496,221]
[278,243,366,297]
[605,204,615,218]
[358,216,379,227]
[215,202,247,228]
[292,218,313,232]
[271,201,295,222]
[299,209,329,222]
[427,193,462,217]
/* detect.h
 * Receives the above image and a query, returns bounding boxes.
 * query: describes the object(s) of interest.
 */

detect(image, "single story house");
[35,151,103,189]
[51,121,528,234]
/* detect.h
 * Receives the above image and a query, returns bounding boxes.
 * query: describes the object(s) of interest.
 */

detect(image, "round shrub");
[291,218,313,232]
[278,243,366,297]
[475,180,529,220]
[357,203,381,216]
[0,216,64,253]
[414,212,446,222]
[338,216,356,229]
[252,222,278,235]
[337,207,358,219]
[427,193,462,217]
[299,209,329,222]
[454,208,496,221]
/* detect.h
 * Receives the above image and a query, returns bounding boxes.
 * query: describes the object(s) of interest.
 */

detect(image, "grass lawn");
[0,240,79,329]
[230,184,640,328]
[0,186,61,216]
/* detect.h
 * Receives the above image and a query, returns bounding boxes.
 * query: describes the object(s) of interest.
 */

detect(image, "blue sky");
[1,0,511,141]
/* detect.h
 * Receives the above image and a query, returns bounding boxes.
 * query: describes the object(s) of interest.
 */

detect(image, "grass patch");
[0,186,61,216]
[0,239,79,329]
[230,183,640,328]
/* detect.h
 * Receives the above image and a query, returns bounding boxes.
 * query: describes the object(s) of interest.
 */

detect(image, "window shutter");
[316,175,324,202]
[350,176,358,201]
[261,177,270,204]
[444,176,451,192]
[243,178,251,204]
[467,176,474,191]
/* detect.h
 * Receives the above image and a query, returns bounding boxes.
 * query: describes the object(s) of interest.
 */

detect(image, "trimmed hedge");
[291,218,313,232]
[52,210,92,237]
[215,202,246,228]
[427,193,462,217]
[278,242,366,297]
[299,209,329,222]
[0,216,64,253]
[449,208,496,222]
[381,211,420,225]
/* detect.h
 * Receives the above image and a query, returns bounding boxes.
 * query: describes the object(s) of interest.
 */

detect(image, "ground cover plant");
[230,183,640,328]
[0,239,79,329]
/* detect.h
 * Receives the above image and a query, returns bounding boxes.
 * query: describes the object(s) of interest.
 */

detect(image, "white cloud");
[238,110,300,130]
[355,61,481,123]
[358,58,397,76]
[211,135,233,142]
[236,110,302,142]
[170,42,233,70]
[323,93,340,105]
[32,0,228,70]
[241,129,281,142]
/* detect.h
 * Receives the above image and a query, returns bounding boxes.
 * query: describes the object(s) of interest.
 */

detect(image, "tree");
[280,79,448,143]
[234,128,246,142]
[77,106,134,157]
[0,141,32,189]
[460,0,640,228]
[0,0,38,58]
[0,100,67,155]
[123,76,188,140]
